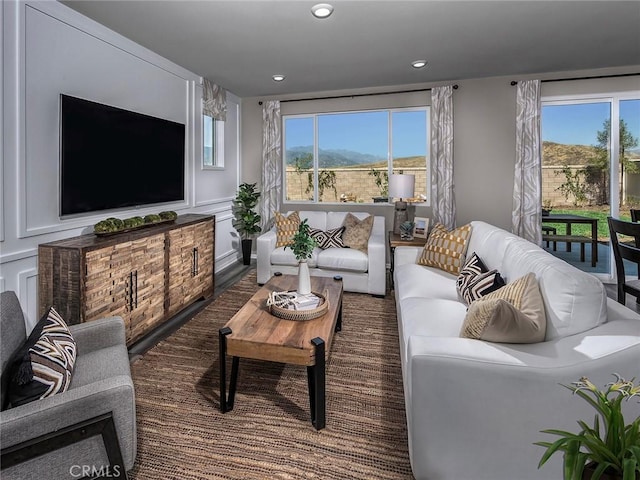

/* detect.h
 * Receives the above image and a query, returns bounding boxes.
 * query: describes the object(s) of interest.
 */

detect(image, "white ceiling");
[61,0,640,98]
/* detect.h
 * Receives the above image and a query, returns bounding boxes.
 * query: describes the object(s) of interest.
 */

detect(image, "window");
[203,114,224,169]
[541,93,640,279]
[283,107,429,204]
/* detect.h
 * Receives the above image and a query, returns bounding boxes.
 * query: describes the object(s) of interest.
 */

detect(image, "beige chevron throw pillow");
[460,272,547,344]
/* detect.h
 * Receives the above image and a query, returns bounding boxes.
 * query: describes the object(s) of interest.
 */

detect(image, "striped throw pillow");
[274,211,301,248]
[456,252,505,304]
[309,226,345,249]
[417,223,472,274]
[8,307,77,407]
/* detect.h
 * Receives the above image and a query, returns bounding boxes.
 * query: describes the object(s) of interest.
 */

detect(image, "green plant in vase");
[535,374,640,480]
[285,219,316,294]
[232,183,262,265]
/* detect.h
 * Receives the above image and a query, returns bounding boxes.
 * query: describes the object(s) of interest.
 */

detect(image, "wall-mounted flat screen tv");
[60,94,185,216]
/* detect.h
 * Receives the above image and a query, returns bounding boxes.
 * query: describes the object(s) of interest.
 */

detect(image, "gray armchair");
[0,291,136,479]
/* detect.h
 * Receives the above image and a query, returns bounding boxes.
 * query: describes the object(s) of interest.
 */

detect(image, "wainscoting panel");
[17,2,197,238]
[215,212,241,272]
[18,268,38,332]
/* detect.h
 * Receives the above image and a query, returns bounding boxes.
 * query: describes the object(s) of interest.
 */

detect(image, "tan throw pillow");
[342,213,374,253]
[417,223,472,274]
[460,272,547,344]
[274,211,300,248]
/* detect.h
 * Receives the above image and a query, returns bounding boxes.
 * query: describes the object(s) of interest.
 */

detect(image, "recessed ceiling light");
[311,3,334,19]
[272,74,286,82]
[411,60,428,69]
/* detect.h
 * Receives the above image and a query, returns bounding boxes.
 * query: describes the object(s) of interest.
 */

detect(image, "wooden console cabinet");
[38,214,215,345]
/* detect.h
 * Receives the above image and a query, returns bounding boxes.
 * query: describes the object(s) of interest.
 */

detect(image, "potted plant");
[535,374,640,480]
[285,218,316,294]
[231,183,262,265]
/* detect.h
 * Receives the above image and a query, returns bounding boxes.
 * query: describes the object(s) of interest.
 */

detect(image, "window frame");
[541,90,640,283]
[202,113,225,170]
[282,106,430,205]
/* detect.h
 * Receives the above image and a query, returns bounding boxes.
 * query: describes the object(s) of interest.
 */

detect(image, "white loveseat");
[393,220,640,480]
[257,211,386,295]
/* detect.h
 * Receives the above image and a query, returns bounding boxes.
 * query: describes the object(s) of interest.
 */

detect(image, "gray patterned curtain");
[512,79,542,245]
[260,101,282,231]
[203,79,227,121]
[430,86,455,229]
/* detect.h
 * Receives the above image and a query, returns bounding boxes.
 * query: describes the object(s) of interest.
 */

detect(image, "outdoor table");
[541,213,598,267]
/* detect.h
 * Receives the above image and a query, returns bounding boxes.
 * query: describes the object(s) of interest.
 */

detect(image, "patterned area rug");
[129,271,413,479]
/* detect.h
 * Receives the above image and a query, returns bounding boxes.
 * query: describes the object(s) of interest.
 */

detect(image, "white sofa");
[257,211,386,295]
[393,220,640,480]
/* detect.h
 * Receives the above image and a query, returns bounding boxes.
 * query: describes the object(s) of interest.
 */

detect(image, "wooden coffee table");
[218,274,343,430]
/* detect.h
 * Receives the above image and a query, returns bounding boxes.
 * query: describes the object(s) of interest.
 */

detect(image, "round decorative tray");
[268,290,329,321]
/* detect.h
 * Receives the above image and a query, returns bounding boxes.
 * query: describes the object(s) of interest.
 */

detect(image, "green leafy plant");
[285,218,316,262]
[368,168,389,198]
[306,169,338,201]
[535,374,640,480]
[231,183,262,240]
[556,165,588,207]
[292,153,313,200]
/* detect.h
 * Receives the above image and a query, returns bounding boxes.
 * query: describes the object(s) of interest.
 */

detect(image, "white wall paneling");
[0,0,5,242]
[20,3,195,237]
[2,1,242,324]
[18,268,38,332]
[194,92,242,206]
[215,215,242,273]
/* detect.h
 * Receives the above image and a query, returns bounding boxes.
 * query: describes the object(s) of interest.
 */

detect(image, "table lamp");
[389,174,415,234]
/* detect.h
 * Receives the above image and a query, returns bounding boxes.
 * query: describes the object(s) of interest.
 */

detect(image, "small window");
[203,114,224,169]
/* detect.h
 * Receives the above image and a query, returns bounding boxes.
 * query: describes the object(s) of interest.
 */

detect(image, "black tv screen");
[60,94,185,216]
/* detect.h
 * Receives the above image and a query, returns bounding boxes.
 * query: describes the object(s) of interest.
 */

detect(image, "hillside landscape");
[286,146,425,169]
[543,141,640,165]
[285,142,640,170]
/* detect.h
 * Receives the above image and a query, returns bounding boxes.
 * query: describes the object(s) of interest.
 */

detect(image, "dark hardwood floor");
[128,260,638,360]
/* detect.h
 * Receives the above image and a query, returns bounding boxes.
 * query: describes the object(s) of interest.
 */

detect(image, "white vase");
[298,260,311,295]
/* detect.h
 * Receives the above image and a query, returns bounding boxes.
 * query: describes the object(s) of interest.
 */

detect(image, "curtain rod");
[510,72,640,86]
[258,84,458,105]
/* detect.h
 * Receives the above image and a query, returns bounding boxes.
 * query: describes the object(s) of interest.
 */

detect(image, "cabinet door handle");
[128,271,134,311]
[134,270,138,309]
[193,247,199,276]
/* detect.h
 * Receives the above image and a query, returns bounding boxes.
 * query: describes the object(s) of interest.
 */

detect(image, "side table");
[388,231,427,289]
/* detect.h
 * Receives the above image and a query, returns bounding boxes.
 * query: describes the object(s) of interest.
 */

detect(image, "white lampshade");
[389,174,415,200]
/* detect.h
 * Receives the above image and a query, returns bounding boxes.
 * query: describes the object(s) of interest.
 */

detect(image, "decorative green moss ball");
[123,216,144,229]
[144,214,162,224]
[159,211,178,221]
[105,217,124,230]
[94,219,115,233]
